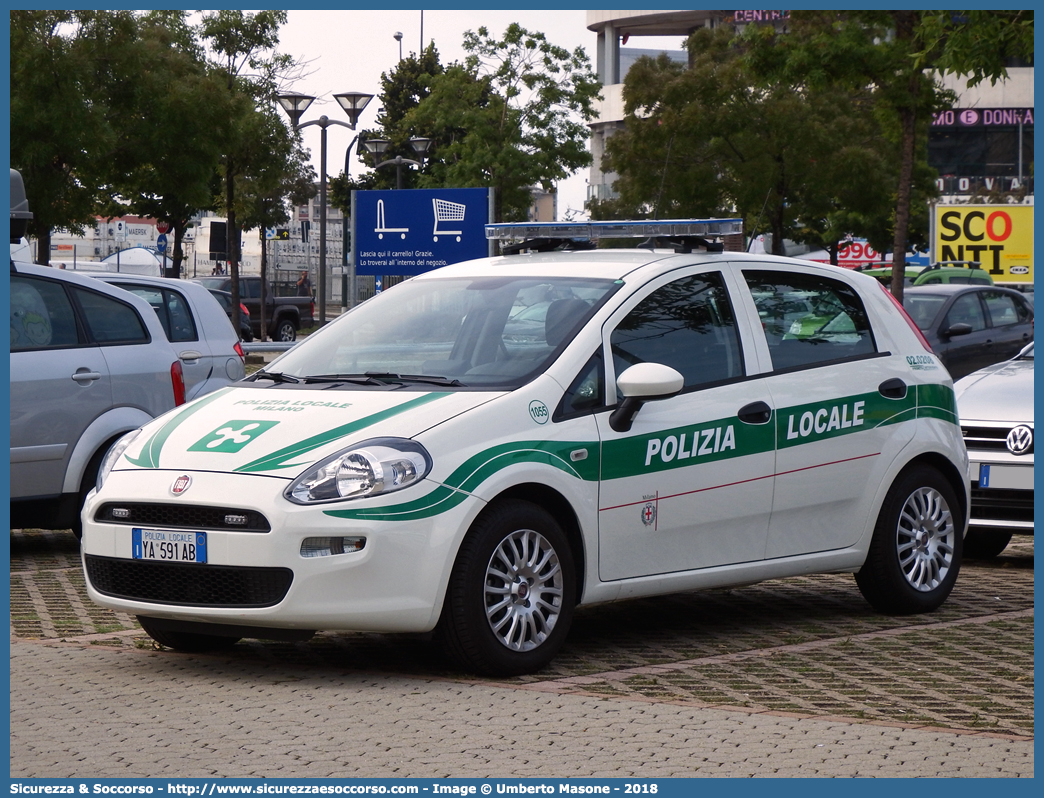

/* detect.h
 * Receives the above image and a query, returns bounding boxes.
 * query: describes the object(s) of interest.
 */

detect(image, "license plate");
[132,528,207,563]
[979,464,1034,490]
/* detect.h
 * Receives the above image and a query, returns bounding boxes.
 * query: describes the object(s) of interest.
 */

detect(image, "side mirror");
[609,363,684,433]
[942,322,973,339]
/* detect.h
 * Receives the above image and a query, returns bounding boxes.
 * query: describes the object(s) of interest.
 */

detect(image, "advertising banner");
[932,204,1033,283]
[354,188,491,276]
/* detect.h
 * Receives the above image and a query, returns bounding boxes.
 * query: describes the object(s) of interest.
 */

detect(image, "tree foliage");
[10,9,310,289]
[402,24,601,222]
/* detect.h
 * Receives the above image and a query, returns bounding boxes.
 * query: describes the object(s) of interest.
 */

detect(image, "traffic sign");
[156,221,170,235]
[156,234,168,253]
[114,220,127,240]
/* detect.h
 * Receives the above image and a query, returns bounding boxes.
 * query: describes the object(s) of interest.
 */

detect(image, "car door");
[596,266,776,581]
[110,282,214,401]
[741,267,917,558]
[9,274,112,500]
[935,291,995,379]
[982,289,1033,363]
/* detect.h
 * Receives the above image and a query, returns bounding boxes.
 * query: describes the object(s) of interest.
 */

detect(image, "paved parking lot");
[9,528,1034,778]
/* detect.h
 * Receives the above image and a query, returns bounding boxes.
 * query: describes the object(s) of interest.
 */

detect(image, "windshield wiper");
[366,372,465,387]
[304,372,464,387]
[250,371,300,384]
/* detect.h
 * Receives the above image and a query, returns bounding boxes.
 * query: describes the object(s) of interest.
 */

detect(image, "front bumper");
[967,455,1034,534]
[81,469,477,633]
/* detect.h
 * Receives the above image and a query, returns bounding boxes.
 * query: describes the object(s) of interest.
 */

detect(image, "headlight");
[286,438,432,504]
[96,429,142,492]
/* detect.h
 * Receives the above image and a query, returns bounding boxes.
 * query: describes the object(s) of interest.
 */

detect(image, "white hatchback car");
[82,220,970,675]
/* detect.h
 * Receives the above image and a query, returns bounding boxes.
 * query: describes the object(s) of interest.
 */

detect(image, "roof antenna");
[746,188,772,252]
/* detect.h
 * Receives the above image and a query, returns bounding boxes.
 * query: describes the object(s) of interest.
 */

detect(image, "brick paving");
[9,529,1034,777]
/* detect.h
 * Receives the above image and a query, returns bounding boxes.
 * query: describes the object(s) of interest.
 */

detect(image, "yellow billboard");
[933,205,1033,283]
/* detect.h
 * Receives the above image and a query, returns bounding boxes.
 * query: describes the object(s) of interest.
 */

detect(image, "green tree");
[10,10,137,262]
[405,24,601,222]
[99,12,232,277]
[235,109,316,339]
[769,10,1033,297]
[599,26,899,260]
[199,9,294,331]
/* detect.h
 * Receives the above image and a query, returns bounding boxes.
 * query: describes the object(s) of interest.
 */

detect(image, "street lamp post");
[277,90,373,326]
[362,137,433,189]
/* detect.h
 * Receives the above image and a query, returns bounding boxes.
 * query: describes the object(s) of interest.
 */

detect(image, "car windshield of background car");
[271,275,620,389]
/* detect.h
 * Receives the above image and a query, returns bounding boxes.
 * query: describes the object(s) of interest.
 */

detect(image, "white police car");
[82,220,969,676]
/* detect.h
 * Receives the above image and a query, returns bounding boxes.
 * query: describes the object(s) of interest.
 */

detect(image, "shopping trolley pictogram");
[375,199,409,240]
[432,198,465,242]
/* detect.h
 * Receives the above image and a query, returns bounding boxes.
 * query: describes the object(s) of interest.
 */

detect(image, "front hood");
[115,386,498,477]
[954,359,1034,424]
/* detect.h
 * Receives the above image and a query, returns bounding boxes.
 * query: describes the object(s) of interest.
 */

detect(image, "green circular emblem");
[528,400,549,425]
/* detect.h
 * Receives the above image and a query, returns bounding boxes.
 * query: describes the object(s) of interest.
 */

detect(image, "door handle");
[71,369,102,384]
[178,350,203,363]
[879,377,907,399]
[738,401,772,425]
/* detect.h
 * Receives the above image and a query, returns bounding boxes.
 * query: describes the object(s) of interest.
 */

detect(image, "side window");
[120,286,170,338]
[982,292,1026,328]
[164,289,198,342]
[610,271,743,391]
[73,287,150,345]
[557,351,605,419]
[10,276,80,350]
[744,270,876,371]
[943,294,987,332]
[244,280,260,299]
[922,276,943,284]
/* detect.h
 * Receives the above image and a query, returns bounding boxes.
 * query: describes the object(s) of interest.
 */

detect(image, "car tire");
[72,437,122,539]
[275,319,297,342]
[137,616,241,652]
[962,529,1013,559]
[439,500,575,677]
[855,465,962,615]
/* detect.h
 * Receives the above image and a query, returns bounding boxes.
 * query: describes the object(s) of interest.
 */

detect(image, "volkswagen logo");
[170,475,192,495]
[1006,425,1033,456]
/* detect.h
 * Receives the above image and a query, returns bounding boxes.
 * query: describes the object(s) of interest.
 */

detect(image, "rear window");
[74,287,150,345]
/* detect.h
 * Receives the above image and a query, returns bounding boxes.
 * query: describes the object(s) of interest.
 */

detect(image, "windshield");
[267,275,618,389]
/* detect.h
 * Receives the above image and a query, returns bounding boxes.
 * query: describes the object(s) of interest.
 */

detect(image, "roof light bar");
[485,218,743,241]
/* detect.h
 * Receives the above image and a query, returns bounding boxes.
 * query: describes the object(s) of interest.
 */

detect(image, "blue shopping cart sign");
[354,188,490,276]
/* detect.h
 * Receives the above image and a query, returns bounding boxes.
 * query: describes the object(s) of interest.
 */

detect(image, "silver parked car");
[10,260,188,534]
[954,342,1034,557]
[87,273,246,401]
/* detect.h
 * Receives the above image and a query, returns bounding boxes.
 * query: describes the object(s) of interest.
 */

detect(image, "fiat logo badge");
[1006,425,1033,456]
[171,475,192,495]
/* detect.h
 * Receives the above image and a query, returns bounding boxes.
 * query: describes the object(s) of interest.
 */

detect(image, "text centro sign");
[933,204,1033,283]
[353,188,490,276]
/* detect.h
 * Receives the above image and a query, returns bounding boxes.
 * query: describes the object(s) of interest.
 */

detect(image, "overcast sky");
[274,10,681,219]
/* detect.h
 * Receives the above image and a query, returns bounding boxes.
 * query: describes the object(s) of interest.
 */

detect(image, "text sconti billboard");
[933,205,1033,284]
[354,188,490,276]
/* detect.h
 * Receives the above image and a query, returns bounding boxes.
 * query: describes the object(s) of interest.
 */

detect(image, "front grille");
[94,502,270,532]
[85,555,292,607]
[962,424,1032,455]
[970,485,1035,525]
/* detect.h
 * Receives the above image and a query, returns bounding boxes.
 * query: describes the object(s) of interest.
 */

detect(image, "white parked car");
[86,273,246,401]
[82,219,969,676]
[954,342,1034,557]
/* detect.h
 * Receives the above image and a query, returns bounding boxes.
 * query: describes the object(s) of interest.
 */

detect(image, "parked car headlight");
[96,429,142,492]
[286,438,432,504]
